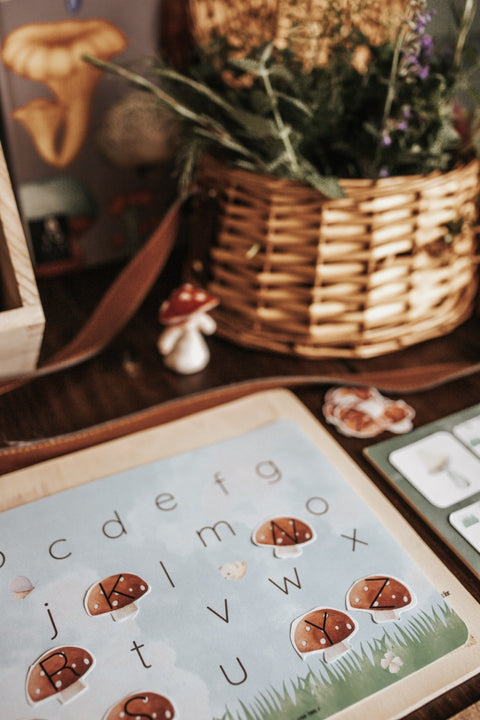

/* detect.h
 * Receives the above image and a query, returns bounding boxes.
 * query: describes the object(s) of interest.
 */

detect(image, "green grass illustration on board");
[217,602,467,720]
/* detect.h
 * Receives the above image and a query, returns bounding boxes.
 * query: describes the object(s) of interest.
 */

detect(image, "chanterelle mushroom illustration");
[252,516,316,558]
[347,574,416,622]
[1,19,127,167]
[84,572,150,622]
[291,607,358,663]
[157,283,219,374]
[26,645,94,706]
[103,691,176,720]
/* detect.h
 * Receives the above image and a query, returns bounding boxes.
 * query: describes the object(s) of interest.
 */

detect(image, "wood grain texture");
[0,142,44,376]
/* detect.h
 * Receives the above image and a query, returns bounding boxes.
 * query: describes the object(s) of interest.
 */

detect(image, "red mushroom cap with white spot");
[103,691,176,720]
[26,645,94,705]
[291,607,358,663]
[347,575,415,622]
[252,516,316,558]
[159,283,219,325]
[84,572,150,622]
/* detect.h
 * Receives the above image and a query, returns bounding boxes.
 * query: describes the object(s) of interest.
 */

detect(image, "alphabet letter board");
[0,390,478,719]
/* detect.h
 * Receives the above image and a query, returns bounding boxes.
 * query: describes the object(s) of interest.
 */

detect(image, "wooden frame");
[0,141,44,378]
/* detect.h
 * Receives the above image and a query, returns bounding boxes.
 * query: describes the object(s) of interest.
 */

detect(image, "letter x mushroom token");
[103,691,176,720]
[291,607,358,663]
[84,572,150,622]
[252,516,316,558]
[347,575,416,622]
[26,646,94,706]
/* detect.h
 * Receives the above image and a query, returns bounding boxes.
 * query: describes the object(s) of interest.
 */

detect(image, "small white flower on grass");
[381,650,404,674]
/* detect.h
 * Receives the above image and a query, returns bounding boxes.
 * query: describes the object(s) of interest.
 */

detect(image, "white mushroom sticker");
[252,516,316,558]
[9,575,35,599]
[26,645,95,706]
[102,691,176,720]
[347,575,416,622]
[84,572,151,622]
[218,560,248,580]
[291,607,358,663]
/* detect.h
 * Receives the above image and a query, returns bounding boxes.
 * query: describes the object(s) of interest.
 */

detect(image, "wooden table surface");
[0,238,478,718]
[0,3,478,713]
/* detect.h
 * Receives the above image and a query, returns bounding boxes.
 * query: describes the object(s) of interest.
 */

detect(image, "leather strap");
[0,194,186,396]
[0,191,479,474]
[1,363,480,475]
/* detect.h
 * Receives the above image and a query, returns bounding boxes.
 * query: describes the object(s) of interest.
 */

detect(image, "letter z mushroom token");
[84,572,151,622]
[291,607,358,663]
[103,691,176,720]
[26,645,94,706]
[347,574,416,622]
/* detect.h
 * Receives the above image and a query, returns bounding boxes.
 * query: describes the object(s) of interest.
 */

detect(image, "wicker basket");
[196,156,480,359]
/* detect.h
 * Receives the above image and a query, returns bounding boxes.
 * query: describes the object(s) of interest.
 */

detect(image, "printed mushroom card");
[0,390,479,720]
[365,401,480,580]
[0,0,174,275]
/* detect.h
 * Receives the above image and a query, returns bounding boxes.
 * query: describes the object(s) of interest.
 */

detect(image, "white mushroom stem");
[158,313,216,375]
[273,545,303,559]
[323,640,351,663]
[57,678,86,704]
[371,608,400,623]
[111,601,138,622]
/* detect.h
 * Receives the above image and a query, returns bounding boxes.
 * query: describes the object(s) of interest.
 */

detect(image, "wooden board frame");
[0,389,479,719]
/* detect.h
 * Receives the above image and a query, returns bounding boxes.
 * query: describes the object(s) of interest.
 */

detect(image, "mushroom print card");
[365,401,480,581]
[0,391,479,720]
[0,0,173,275]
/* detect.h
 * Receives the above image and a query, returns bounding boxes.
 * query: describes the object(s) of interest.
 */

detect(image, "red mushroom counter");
[103,691,176,720]
[26,646,94,706]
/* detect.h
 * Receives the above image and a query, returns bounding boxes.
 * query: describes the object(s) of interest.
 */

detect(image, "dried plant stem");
[84,55,265,168]
[453,0,477,72]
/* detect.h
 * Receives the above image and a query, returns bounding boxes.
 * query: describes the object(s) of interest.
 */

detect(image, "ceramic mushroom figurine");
[347,574,416,622]
[252,516,316,558]
[103,691,176,720]
[157,283,219,374]
[26,646,94,706]
[291,607,358,663]
[84,572,150,622]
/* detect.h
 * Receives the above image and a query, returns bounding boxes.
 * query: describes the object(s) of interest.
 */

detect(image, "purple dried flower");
[399,0,435,81]
[381,132,392,147]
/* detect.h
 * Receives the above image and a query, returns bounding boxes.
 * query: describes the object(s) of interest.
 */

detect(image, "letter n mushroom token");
[26,645,94,706]
[291,607,358,663]
[103,691,176,720]
[84,572,151,622]
[252,516,316,558]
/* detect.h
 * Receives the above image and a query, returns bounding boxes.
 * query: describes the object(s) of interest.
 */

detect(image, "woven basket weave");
[196,156,480,359]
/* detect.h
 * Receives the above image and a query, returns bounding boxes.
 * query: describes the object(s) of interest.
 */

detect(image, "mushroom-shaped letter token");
[252,516,316,558]
[26,645,94,706]
[157,283,219,374]
[84,572,150,622]
[347,575,416,622]
[291,607,358,663]
[103,691,176,720]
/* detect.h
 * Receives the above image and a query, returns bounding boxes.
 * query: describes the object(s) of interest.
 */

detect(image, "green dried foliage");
[86,0,479,198]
